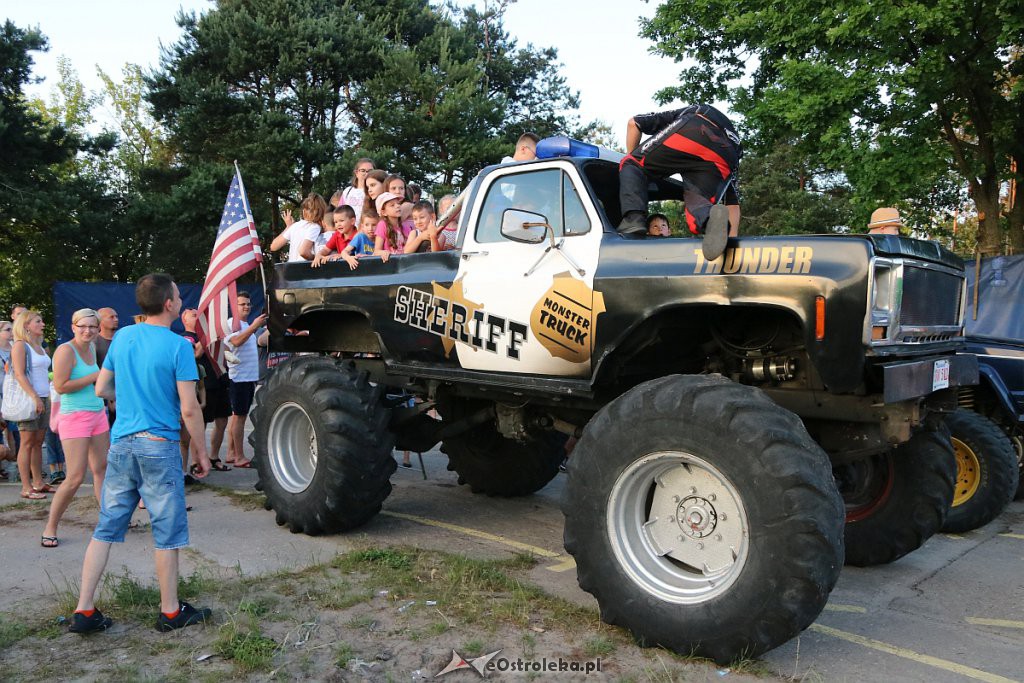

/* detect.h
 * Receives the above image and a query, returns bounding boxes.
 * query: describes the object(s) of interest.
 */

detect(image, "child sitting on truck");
[403,201,440,253]
[373,192,408,258]
[436,194,459,251]
[336,211,381,264]
[311,205,359,268]
[269,193,326,262]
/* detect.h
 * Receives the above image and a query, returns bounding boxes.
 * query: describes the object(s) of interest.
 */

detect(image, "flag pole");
[233,160,270,303]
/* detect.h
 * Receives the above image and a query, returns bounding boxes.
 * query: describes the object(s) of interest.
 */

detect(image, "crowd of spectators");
[269,147,531,266]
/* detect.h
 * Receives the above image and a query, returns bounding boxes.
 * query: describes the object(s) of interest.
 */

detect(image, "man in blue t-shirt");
[70,273,214,635]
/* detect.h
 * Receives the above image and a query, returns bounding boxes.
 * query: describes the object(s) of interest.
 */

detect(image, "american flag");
[197,166,263,375]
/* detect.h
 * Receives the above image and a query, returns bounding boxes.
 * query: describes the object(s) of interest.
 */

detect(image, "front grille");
[901,266,962,326]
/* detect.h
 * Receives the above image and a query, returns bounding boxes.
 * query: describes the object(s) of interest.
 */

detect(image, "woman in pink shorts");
[41,309,109,548]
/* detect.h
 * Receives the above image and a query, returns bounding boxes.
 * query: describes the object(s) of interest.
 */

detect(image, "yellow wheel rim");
[951,437,981,507]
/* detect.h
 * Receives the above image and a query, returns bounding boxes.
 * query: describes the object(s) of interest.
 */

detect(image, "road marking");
[967,617,1024,629]
[999,533,1024,540]
[824,603,867,613]
[809,624,1018,683]
[381,510,573,572]
[943,534,965,540]
[544,557,577,573]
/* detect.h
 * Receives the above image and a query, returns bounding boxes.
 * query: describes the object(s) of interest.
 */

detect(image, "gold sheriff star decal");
[431,276,483,357]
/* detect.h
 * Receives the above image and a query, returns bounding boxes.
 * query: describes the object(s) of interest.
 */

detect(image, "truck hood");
[862,234,964,271]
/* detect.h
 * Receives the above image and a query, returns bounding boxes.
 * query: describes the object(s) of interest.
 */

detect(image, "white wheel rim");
[267,401,318,493]
[607,451,750,604]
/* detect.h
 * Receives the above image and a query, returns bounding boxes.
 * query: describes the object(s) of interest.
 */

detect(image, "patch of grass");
[334,641,357,668]
[0,615,30,648]
[461,639,486,656]
[583,635,617,658]
[179,568,218,600]
[207,484,268,511]
[215,620,279,673]
[46,573,80,617]
[428,620,450,636]
[335,547,415,571]
[0,500,38,513]
[345,614,377,630]
[105,570,161,620]
[729,656,775,677]
[521,632,537,658]
[238,597,273,618]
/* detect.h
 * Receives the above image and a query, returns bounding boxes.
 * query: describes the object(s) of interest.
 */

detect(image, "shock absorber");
[742,356,797,382]
[957,386,975,411]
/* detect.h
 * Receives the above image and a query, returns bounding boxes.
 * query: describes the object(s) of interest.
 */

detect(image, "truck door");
[452,163,605,377]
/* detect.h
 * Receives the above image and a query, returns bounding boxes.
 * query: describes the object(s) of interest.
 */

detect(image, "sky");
[5,0,692,149]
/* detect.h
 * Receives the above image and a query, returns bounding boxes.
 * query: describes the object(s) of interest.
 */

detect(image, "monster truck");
[252,137,977,663]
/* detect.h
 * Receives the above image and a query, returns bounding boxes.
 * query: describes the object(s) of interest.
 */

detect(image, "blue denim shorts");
[93,434,189,550]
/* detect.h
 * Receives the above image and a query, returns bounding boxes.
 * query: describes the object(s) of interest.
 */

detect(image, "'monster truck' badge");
[530,272,606,363]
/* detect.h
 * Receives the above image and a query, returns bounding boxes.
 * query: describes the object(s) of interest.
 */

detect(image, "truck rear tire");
[249,356,396,535]
[563,375,844,664]
[438,399,565,497]
[942,410,1019,532]
[839,425,954,566]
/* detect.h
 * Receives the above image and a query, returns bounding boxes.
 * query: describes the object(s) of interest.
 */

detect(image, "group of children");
[271,169,460,269]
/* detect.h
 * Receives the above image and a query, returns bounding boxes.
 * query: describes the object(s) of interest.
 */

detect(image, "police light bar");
[535,136,625,164]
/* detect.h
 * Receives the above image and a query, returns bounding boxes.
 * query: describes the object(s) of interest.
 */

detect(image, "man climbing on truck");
[617,104,741,261]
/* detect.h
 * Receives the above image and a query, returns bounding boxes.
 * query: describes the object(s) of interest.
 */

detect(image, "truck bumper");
[882,354,978,404]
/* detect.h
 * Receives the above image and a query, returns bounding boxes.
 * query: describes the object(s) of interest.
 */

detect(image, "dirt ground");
[0,481,766,683]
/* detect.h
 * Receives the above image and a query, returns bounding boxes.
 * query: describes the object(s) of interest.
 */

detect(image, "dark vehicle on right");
[953,336,1024,509]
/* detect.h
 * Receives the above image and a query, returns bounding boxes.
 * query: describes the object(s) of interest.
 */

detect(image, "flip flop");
[233,460,254,468]
[41,536,58,548]
[209,459,232,472]
[32,484,57,494]
[21,491,47,500]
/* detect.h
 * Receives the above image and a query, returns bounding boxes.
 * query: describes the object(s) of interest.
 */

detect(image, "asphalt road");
[377,450,1024,683]
[3,432,1022,682]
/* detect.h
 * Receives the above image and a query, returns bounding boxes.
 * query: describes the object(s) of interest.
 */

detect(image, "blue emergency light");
[535,136,624,163]
[536,136,599,159]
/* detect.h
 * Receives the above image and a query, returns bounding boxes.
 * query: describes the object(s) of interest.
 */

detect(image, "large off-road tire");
[1012,432,1024,501]
[839,424,955,566]
[438,399,565,497]
[942,410,1019,532]
[562,375,844,664]
[249,356,396,535]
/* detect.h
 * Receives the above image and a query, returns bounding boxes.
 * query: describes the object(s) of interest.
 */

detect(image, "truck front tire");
[839,424,955,566]
[563,375,844,664]
[249,357,396,535]
[941,410,1019,532]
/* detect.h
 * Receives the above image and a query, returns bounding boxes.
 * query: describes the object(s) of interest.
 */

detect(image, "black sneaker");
[156,601,212,632]
[701,204,730,261]
[69,609,113,634]
[50,470,66,486]
[618,211,648,235]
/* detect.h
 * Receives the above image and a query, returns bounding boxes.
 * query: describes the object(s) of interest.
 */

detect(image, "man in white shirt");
[224,291,267,468]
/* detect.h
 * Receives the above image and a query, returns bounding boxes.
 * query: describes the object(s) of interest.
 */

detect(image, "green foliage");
[737,142,854,235]
[215,620,279,673]
[642,0,1024,252]
[0,615,30,648]
[146,0,581,226]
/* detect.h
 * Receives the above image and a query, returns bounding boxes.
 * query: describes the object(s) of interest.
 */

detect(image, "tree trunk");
[973,192,1003,256]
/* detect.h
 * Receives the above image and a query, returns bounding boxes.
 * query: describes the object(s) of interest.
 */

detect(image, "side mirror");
[501,209,548,244]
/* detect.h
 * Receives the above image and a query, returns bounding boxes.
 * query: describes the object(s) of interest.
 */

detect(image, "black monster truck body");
[255,147,977,662]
